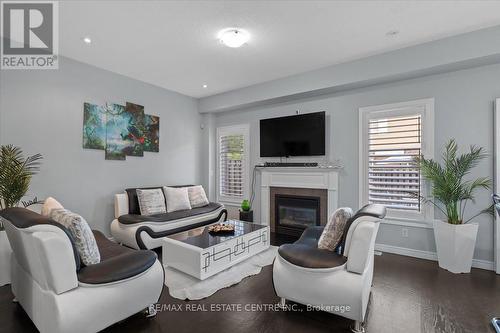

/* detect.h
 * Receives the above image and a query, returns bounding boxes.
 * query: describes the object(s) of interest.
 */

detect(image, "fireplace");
[270,187,328,237]
[275,195,320,236]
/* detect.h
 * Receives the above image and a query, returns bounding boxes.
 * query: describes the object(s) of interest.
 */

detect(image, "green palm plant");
[414,139,492,225]
[0,145,43,212]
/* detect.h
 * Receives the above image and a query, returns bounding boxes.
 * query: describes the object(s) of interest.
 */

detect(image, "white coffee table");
[162,220,270,280]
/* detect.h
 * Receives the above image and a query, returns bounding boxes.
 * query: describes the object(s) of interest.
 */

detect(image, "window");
[359,99,434,222]
[217,124,250,203]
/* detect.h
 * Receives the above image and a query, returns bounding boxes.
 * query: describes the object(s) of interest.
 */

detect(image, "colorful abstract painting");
[144,114,160,152]
[125,102,146,157]
[105,103,129,160]
[82,101,160,160]
[83,103,106,150]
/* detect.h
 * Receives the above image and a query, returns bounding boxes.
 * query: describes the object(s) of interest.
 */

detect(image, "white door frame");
[494,99,500,274]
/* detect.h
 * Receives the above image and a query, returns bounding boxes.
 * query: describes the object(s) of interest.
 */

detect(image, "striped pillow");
[163,187,192,213]
[49,208,100,266]
[318,207,353,252]
[137,188,166,216]
[187,186,209,208]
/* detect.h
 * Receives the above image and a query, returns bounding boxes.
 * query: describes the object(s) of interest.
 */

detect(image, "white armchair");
[272,204,386,333]
[0,207,164,333]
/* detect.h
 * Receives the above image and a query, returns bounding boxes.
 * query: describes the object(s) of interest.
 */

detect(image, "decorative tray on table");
[208,223,235,235]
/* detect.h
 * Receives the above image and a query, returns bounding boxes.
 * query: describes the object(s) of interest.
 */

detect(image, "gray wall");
[1,41,498,264]
[0,57,204,235]
[212,63,500,263]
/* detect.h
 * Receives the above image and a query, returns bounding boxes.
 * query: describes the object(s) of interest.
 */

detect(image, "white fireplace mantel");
[258,167,340,226]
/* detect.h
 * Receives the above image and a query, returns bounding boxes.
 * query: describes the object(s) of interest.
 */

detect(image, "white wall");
[0,57,204,235]
[212,63,500,263]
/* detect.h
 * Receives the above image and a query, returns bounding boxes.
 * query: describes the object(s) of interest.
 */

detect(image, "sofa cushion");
[164,186,191,213]
[78,231,157,284]
[49,209,101,266]
[77,249,157,284]
[118,202,223,225]
[318,207,353,251]
[278,243,347,269]
[278,225,347,269]
[137,188,167,216]
[126,185,192,214]
[93,230,133,260]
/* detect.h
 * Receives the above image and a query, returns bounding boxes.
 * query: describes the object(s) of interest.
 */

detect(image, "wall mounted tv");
[260,111,326,157]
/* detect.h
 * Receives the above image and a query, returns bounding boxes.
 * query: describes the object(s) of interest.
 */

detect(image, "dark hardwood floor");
[0,236,499,333]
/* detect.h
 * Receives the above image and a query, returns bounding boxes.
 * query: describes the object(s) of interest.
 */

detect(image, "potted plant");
[0,145,42,285]
[415,139,492,273]
[239,199,253,222]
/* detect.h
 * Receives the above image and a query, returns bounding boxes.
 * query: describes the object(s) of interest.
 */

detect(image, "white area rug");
[164,246,278,300]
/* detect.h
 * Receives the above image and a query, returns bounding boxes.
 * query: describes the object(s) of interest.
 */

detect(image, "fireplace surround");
[259,166,340,236]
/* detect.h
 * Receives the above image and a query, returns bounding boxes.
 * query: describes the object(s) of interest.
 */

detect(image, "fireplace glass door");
[275,195,320,236]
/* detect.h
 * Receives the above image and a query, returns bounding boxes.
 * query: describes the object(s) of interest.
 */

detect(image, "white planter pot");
[433,220,478,273]
[0,230,12,286]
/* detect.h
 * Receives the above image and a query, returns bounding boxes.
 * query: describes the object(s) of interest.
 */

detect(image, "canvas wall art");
[82,101,160,160]
[144,114,160,152]
[125,102,146,157]
[105,103,129,160]
[83,103,106,150]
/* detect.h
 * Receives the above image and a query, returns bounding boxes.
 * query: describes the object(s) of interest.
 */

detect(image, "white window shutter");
[219,134,245,198]
[368,115,421,211]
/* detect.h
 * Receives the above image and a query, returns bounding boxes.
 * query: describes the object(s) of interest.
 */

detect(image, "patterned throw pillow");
[318,207,353,252]
[187,185,209,208]
[163,187,192,213]
[137,188,167,216]
[49,208,101,266]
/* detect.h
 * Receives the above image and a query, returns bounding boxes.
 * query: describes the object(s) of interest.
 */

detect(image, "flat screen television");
[260,111,325,157]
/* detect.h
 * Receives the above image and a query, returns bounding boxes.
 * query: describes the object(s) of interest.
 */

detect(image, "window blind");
[368,114,421,211]
[219,134,245,198]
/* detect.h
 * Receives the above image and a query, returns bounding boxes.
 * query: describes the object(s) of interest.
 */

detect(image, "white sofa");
[272,204,386,333]
[0,207,164,333]
[111,186,227,249]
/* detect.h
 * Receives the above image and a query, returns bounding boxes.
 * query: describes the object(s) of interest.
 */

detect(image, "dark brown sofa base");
[134,209,228,249]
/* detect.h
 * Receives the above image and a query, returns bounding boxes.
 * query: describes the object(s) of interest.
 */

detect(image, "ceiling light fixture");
[82,36,92,44]
[218,28,250,48]
[202,84,208,88]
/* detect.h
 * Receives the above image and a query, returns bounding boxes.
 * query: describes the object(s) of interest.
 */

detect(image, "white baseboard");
[375,243,495,272]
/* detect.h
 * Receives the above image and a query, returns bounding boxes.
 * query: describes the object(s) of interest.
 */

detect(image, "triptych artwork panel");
[82,102,160,160]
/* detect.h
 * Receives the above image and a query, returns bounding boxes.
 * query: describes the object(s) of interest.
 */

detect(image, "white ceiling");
[58,1,500,98]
